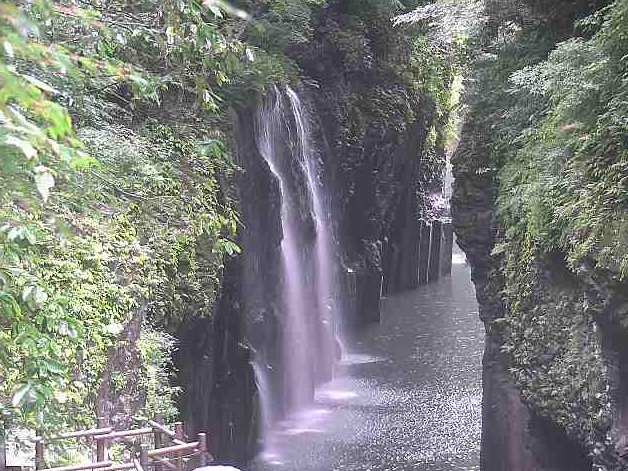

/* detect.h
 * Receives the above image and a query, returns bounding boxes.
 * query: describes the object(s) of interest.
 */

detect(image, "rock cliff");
[179,1,452,464]
[452,0,628,469]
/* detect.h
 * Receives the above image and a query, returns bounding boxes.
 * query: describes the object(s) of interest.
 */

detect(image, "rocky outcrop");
[451,113,598,471]
[287,1,447,316]
[209,107,284,465]
[451,1,627,469]
[175,316,213,440]
[450,115,508,470]
[178,107,283,466]
[180,1,450,461]
[208,255,258,466]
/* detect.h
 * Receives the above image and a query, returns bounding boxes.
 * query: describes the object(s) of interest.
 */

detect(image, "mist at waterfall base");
[249,242,481,471]
[248,87,479,470]
[252,85,346,460]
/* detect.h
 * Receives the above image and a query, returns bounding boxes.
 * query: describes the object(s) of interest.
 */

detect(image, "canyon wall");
[452,0,628,469]
[178,3,450,465]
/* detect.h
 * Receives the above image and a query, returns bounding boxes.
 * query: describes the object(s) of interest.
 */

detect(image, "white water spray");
[285,86,345,362]
[256,86,315,413]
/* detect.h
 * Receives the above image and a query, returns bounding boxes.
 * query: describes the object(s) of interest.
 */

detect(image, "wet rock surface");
[249,254,482,471]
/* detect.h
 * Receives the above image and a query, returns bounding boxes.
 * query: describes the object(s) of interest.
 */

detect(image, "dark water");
[250,252,482,471]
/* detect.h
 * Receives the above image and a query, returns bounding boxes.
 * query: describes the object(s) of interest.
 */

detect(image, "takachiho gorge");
[3,1,627,471]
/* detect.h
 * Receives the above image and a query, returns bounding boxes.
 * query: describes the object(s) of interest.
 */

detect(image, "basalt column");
[441,222,454,276]
[428,220,443,283]
[418,220,431,285]
[253,86,345,442]
[451,82,595,471]
[205,107,283,466]
[287,0,444,324]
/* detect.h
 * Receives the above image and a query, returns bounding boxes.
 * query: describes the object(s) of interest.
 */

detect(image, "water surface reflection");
[250,254,482,471]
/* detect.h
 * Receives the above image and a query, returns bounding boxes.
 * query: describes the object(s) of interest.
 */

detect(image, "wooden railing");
[31,418,209,471]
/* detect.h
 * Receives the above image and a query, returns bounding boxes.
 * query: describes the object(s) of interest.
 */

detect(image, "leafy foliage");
[496,1,628,277]
[0,0,480,446]
[456,0,628,465]
[0,0,243,438]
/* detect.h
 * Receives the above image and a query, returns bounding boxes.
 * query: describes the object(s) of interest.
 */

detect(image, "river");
[249,247,482,471]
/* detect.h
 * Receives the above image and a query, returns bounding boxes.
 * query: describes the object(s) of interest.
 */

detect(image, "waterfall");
[285,87,344,363]
[256,86,315,413]
[251,360,273,446]
[253,85,342,447]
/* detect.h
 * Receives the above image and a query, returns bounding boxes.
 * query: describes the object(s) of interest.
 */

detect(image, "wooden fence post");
[173,423,184,470]
[195,433,206,468]
[35,430,44,470]
[96,417,107,462]
[153,414,162,471]
[139,444,149,471]
[1,413,8,471]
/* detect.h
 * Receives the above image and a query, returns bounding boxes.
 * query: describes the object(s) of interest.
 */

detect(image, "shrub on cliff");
[456,0,628,466]
[0,0,245,441]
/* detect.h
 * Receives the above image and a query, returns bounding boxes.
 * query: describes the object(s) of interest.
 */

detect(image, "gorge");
[3,1,628,471]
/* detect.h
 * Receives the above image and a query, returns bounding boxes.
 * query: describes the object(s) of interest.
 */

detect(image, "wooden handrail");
[173,422,184,470]
[148,422,185,446]
[29,420,208,471]
[35,427,114,443]
[39,460,113,471]
[151,458,177,471]
[94,428,153,441]
[147,441,199,458]
[102,462,135,471]
[104,462,136,471]
[148,421,174,438]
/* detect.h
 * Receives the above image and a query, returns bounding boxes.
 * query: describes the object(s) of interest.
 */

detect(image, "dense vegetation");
[7,0,628,465]
[0,0,251,443]
[0,0,464,462]
[455,0,628,465]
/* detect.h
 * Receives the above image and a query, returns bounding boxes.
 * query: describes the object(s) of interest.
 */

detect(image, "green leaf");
[491,242,509,256]
[69,152,98,170]
[105,323,124,335]
[22,285,34,302]
[5,135,37,159]
[20,74,59,94]
[34,165,55,202]
[43,359,65,375]
[208,5,223,18]
[3,41,14,58]
[222,240,241,255]
[12,381,33,407]
[32,287,48,305]
[7,227,21,242]
[22,228,36,245]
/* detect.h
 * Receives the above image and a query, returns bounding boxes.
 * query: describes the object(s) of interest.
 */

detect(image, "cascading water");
[251,361,273,448]
[285,86,344,367]
[252,85,343,458]
[256,86,315,414]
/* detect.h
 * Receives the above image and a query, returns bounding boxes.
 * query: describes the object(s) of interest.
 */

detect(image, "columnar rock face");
[428,221,443,283]
[418,221,431,285]
[180,1,448,462]
[177,108,284,466]
[452,121,602,471]
[287,1,445,310]
[440,223,453,277]
[451,141,524,470]
[450,1,627,468]
[175,316,213,440]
